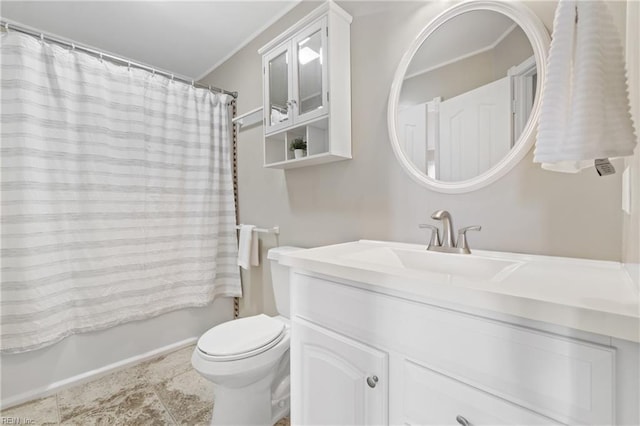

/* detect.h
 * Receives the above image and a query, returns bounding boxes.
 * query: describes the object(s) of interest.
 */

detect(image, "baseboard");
[624,262,640,292]
[1,337,198,410]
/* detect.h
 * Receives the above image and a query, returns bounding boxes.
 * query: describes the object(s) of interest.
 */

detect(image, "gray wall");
[200,1,628,317]
[400,49,495,106]
[622,0,639,284]
[492,26,533,79]
[400,26,532,106]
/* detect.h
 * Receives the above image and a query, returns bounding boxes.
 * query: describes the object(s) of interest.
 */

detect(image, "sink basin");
[343,246,523,282]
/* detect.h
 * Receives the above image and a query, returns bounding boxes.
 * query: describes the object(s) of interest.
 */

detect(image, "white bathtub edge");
[1,336,197,410]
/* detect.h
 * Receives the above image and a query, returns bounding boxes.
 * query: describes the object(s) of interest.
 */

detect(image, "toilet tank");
[267,246,304,319]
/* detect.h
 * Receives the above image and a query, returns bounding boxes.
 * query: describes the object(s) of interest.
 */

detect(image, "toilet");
[192,246,302,425]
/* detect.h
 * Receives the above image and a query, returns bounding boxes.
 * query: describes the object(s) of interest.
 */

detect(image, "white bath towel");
[534,0,637,172]
[237,224,259,270]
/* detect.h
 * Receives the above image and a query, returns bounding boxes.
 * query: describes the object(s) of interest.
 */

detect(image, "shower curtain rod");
[0,20,238,98]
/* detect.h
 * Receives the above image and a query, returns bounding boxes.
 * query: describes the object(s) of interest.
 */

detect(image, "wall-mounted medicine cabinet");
[258,2,352,169]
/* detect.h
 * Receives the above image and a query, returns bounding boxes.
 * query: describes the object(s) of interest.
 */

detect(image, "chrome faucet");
[419,210,481,254]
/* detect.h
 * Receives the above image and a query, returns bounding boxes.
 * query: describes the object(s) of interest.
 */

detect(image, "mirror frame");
[388,1,550,193]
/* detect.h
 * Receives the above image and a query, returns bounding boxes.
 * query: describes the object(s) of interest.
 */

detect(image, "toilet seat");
[197,314,286,361]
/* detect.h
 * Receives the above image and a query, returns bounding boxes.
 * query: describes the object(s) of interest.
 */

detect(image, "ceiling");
[0,1,301,80]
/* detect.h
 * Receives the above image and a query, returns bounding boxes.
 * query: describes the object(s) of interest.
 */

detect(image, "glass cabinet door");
[264,43,292,134]
[293,18,328,123]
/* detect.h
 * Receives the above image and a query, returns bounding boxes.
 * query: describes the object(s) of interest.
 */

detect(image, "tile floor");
[1,344,291,426]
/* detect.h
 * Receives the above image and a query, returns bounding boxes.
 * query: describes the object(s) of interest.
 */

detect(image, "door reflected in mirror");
[397,10,536,182]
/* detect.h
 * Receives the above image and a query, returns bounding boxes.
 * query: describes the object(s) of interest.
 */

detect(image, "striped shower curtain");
[1,31,241,353]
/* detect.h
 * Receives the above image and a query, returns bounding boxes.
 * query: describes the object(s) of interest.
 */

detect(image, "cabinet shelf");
[265,152,350,169]
[264,117,350,168]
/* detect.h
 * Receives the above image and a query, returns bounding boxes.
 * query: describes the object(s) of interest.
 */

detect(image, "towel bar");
[235,225,280,235]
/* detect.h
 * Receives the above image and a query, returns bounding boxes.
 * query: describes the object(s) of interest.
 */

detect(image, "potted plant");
[290,138,307,159]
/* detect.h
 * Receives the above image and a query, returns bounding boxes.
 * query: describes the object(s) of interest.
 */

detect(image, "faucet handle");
[419,224,441,248]
[456,226,481,253]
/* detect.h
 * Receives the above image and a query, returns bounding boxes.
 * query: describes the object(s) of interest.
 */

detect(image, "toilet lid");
[197,314,285,358]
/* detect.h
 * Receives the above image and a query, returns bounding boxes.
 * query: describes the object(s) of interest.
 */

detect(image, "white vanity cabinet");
[289,272,638,425]
[258,2,351,169]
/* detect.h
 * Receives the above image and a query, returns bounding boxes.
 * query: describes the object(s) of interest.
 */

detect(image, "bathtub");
[0,298,233,409]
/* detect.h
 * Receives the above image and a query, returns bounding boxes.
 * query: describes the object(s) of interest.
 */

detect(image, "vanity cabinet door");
[291,318,388,425]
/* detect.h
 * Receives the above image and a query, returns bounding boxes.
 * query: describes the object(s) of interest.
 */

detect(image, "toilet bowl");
[192,246,302,426]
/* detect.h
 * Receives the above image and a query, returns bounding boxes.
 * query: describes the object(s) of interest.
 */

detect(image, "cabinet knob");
[456,415,470,426]
[366,375,379,388]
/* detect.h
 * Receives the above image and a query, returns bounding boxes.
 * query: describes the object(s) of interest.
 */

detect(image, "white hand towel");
[534,0,637,172]
[237,225,257,270]
[250,228,260,267]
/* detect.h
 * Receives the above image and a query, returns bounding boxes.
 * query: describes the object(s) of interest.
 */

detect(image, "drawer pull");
[456,415,470,426]
[366,375,379,388]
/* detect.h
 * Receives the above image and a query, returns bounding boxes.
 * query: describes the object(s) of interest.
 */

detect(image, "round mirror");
[388,1,550,193]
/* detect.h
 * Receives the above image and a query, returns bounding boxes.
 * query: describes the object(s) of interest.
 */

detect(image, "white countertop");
[279,240,640,343]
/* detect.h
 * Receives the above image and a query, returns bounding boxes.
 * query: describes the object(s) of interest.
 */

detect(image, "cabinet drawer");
[400,359,561,425]
[292,272,615,425]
